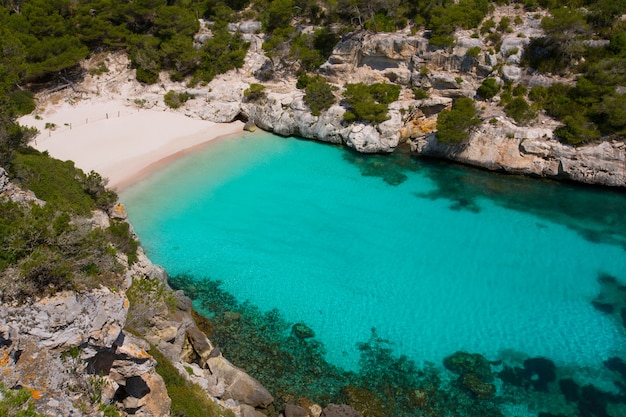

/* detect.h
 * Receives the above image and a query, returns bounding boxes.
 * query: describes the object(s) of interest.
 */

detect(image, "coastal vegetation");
[342,83,400,124]
[1,0,626,415]
[0,383,43,417]
[297,73,337,116]
[1,0,625,146]
[0,147,134,302]
[435,97,481,143]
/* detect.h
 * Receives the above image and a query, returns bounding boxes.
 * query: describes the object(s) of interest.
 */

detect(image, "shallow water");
[121,131,626,376]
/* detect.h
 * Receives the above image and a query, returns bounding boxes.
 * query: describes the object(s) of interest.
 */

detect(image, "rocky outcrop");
[410,119,626,187]
[0,287,169,417]
[240,95,402,153]
[0,167,44,206]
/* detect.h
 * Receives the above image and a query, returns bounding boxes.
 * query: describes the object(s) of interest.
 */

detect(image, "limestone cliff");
[410,118,626,187]
[184,10,625,187]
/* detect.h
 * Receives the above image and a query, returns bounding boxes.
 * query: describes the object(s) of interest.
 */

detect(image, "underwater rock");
[322,404,363,417]
[559,378,580,402]
[592,301,615,314]
[292,322,315,339]
[578,385,612,417]
[443,351,493,382]
[341,386,386,417]
[604,357,626,380]
[523,357,556,392]
[622,307,626,330]
[409,389,429,408]
[461,373,496,399]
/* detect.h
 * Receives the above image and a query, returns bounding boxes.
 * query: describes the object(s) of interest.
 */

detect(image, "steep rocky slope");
[0,168,275,417]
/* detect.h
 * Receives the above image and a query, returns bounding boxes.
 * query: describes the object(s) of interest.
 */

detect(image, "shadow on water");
[342,148,626,250]
[170,273,626,417]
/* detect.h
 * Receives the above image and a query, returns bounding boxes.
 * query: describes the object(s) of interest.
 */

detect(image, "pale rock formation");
[240,89,401,153]
[0,287,169,417]
[205,356,274,408]
[502,64,523,82]
[411,119,626,186]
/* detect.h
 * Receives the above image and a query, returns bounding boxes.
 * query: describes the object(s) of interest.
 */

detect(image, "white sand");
[20,100,244,190]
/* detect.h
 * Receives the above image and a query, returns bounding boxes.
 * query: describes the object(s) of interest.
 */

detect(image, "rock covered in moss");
[292,322,315,339]
[461,373,496,399]
[443,351,493,382]
[341,386,386,417]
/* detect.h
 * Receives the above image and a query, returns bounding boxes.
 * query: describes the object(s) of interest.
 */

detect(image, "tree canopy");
[436,98,481,143]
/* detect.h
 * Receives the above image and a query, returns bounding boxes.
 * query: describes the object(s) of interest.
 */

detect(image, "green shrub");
[477,78,500,100]
[303,76,336,116]
[555,115,601,145]
[0,383,43,417]
[465,46,481,58]
[481,18,496,34]
[497,16,511,33]
[436,97,481,143]
[512,83,527,97]
[0,200,124,302]
[135,67,159,84]
[164,90,194,109]
[107,220,139,265]
[126,277,177,331]
[504,97,536,125]
[11,150,98,214]
[343,83,400,124]
[243,83,267,103]
[505,47,519,57]
[149,347,230,417]
[413,88,430,99]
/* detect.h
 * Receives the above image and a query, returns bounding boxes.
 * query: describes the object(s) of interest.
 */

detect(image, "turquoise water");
[121,132,626,375]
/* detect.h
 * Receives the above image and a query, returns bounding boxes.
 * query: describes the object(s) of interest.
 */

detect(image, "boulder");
[285,403,310,417]
[429,72,461,90]
[240,404,268,417]
[135,372,171,417]
[206,355,274,408]
[502,65,523,82]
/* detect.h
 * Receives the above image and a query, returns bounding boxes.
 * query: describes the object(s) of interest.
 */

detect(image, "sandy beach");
[19,99,244,190]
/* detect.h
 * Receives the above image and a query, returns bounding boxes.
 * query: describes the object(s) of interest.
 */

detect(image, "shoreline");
[19,99,245,190]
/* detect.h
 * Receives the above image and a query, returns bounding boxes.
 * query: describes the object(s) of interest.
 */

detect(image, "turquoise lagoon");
[121,132,626,377]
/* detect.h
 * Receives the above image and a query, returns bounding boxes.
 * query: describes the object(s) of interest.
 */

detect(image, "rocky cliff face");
[0,169,275,417]
[410,119,626,186]
[185,13,624,187]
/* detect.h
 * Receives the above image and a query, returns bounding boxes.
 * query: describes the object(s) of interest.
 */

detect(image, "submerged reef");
[170,274,626,417]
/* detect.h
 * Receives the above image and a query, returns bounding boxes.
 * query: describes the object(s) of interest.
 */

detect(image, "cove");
[121,132,626,380]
